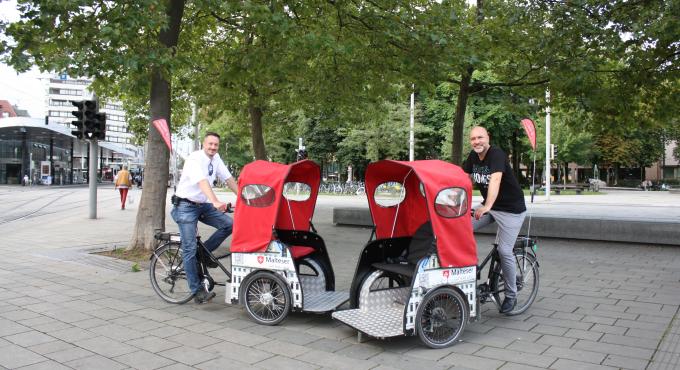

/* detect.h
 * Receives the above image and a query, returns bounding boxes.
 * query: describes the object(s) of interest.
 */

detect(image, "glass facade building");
[0,117,135,185]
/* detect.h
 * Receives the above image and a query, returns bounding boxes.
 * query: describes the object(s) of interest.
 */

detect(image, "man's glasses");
[208,162,213,176]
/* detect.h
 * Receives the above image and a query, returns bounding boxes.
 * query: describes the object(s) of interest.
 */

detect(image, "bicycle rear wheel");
[491,250,539,315]
[150,242,193,304]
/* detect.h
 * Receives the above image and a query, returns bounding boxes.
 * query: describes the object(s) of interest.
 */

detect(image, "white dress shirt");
[175,150,232,203]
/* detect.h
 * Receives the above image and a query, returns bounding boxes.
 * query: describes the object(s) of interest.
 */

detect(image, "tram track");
[0,191,77,224]
[0,188,67,207]
[0,191,120,225]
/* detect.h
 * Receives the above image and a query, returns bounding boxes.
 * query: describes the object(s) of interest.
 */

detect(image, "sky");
[0,0,47,117]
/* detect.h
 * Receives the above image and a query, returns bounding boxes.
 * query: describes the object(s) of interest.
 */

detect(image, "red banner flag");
[520,118,537,150]
[152,118,172,152]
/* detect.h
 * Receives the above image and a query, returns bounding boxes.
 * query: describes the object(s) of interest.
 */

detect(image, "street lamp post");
[409,85,415,161]
[545,89,551,201]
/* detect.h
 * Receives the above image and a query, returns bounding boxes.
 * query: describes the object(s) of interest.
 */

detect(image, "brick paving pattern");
[0,186,678,369]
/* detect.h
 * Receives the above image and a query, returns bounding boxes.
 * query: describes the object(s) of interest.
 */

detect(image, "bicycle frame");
[475,244,503,311]
[474,237,539,316]
[195,236,232,283]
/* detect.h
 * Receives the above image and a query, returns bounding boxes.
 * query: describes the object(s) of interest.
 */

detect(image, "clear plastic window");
[374,182,405,207]
[434,187,468,218]
[241,184,275,207]
[282,182,312,201]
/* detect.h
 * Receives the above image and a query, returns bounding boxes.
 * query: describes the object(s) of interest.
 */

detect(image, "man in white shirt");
[171,132,238,304]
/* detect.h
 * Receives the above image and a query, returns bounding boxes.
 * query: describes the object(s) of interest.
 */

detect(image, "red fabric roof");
[231,160,320,253]
[365,160,477,267]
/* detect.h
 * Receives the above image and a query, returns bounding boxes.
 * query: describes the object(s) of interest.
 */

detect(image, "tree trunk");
[614,165,619,185]
[451,0,483,165]
[606,165,611,185]
[640,165,645,182]
[129,0,186,251]
[248,91,267,160]
[451,66,474,165]
[573,166,578,184]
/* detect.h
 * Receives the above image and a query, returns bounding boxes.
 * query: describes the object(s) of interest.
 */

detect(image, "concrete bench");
[331,206,680,246]
[333,207,373,226]
[554,184,588,195]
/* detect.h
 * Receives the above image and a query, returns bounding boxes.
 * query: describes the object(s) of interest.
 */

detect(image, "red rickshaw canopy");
[231,160,320,253]
[365,160,477,267]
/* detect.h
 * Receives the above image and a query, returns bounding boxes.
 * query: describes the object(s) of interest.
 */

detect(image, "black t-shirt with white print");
[463,146,526,214]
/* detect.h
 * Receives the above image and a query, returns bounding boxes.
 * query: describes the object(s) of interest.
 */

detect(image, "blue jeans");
[171,202,233,294]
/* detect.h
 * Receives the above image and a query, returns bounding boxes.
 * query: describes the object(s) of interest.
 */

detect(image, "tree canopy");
[2,0,678,249]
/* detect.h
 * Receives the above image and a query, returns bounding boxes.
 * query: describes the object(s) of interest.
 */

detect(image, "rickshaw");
[332,159,539,348]
[226,160,349,325]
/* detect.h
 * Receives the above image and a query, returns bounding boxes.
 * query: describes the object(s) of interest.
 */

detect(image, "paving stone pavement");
[0,185,678,369]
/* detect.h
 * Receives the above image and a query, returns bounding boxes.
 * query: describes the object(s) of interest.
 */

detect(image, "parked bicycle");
[319,181,365,196]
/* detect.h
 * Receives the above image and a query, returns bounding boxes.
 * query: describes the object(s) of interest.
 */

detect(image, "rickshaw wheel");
[416,287,468,349]
[356,270,408,308]
[369,271,407,290]
[242,271,291,325]
[298,257,330,279]
[149,242,193,304]
[491,251,539,316]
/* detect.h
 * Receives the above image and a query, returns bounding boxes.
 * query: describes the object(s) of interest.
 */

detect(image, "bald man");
[463,126,526,314]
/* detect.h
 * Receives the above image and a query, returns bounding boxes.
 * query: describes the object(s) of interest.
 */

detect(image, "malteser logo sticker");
[264,256,288,264]
[244,254,293,271]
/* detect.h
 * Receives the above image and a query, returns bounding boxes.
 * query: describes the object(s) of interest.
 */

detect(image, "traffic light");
[550,144,556,160]
[70,101,85,139]
[296,148,308,161]
[73,100,105,140]
[553,145,559,159]
[82,100,97,139]
[90,112,106,140]
[84,111,106,140]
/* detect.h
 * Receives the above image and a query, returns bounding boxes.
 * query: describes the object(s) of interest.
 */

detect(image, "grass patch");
[529,190,601,195]
[96,247,151,271]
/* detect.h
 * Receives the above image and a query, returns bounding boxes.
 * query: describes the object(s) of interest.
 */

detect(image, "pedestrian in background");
[114,166,133,210]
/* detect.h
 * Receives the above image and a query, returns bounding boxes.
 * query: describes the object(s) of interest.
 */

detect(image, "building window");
[50,78,90,85]
[49,99,73,107]
[49,110,73,118]
[49,88,84,96]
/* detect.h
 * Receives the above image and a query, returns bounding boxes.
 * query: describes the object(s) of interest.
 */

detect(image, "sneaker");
[194,290,216,304]
[500,297,516,314]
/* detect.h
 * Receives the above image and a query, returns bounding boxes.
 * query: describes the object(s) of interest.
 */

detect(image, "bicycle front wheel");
[491,250,539,315]
[150,242,193,304]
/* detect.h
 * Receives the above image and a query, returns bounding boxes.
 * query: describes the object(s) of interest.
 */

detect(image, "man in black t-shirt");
[463,126,527,314]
